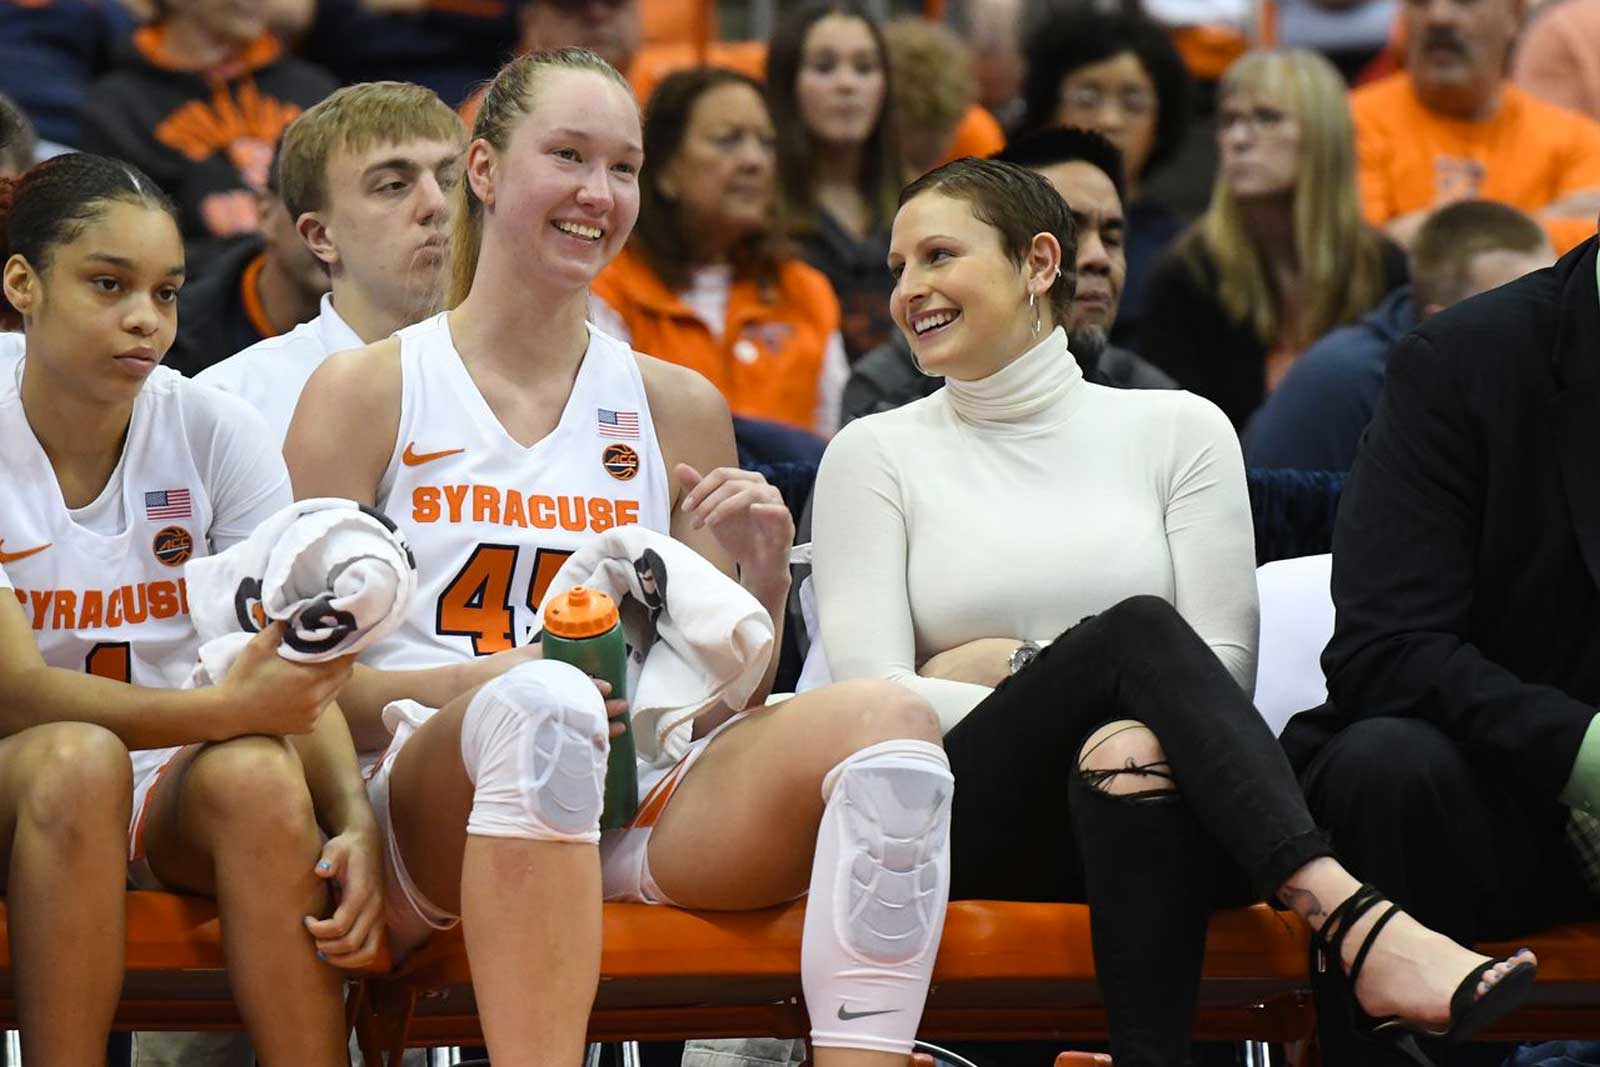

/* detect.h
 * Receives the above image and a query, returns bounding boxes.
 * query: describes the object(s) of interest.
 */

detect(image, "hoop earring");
[1030,292,1042,338]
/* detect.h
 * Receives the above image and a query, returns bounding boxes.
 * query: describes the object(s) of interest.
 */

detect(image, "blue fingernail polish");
[318,861,331,870]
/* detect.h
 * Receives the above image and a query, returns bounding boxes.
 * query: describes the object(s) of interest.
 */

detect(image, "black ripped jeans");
[942,595,1332,1067]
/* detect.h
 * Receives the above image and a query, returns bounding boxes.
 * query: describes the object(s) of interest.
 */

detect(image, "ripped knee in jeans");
[1077,719,1178,800]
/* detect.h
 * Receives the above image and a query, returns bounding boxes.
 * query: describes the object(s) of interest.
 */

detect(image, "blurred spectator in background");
[1245,199,1552,471]
[516,0,638,74]
[884,17,982,177]
[0,0,135,153]
[1141,49,1405,430]
[460,0,644,124]
[768,0,905,365]
[1353,0,1600,252]
[954,0,1026,129]
[843,126,1174,424]
[1513,0,1600,123]
[459,0,767,131]
[1000,128,1178,390]
[165,146,328,378]
[0,94,36,177]
[1020,10,1193,350]
[79,0,337,267]
[1276,0,1402,82]
[299,0,519,109]
[591,67,847,438]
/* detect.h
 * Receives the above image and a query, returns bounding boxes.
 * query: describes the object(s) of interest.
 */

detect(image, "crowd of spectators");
[5,0,1591,443]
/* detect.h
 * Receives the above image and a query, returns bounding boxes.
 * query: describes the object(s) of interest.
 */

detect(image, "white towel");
[185,498,417,684]
[538,527,774,765]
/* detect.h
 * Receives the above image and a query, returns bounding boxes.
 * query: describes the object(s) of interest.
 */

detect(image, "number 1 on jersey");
[85,642,132,683]
[436,544,575,655]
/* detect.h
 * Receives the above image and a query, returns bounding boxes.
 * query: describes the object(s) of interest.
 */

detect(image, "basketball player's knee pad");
[458,660,609,844]
[802,737,954,1054]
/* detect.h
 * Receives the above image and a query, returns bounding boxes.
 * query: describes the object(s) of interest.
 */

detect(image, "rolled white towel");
[185,498,417,684]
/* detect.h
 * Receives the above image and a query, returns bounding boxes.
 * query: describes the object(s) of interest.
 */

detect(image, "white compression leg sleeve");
[458,659,610,844]
[803,738,954,1054]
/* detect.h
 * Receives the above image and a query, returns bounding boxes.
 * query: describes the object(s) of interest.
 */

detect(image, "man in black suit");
[1282,231,1600,1064]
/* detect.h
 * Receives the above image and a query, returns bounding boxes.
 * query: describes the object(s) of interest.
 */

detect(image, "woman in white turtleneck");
[811,158,1537,1067]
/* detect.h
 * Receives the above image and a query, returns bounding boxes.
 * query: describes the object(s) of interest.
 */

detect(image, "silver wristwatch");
[1008,640,1043,676]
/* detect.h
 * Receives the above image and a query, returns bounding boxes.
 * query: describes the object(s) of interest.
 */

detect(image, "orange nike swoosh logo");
[402,443,465,467]
[0,540,50,565]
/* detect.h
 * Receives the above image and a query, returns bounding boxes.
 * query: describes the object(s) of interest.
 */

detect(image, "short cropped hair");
[994,126,1126,205]
[884,17,976,137]
[1410,199,1549,308]
[899,156,1077,325]
[1019,8,1191,179]
[277,81,464,221]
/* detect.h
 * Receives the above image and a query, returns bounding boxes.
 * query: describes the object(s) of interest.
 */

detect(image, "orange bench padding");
[0,893,1596,1047]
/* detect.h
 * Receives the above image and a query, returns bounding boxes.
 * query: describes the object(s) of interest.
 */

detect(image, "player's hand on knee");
[305,827,386,970]
[675,464,794,584]
[220,622,357,737]
[456,640,544,698]
[595,678,628,739]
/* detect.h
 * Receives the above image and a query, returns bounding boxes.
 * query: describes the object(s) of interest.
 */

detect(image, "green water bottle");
[543,585,637,830]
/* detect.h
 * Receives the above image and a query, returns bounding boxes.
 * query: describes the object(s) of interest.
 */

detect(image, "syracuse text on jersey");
[11,578,191,631]
[411,482,641,533]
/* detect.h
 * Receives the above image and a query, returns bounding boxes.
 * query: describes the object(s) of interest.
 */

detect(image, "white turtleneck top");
[811,327,1259,731]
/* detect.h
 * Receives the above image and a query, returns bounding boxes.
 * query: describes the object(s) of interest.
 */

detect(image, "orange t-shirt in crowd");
[591,247,839,432]
[1350,72,1600,252]
[941,105,1006,165]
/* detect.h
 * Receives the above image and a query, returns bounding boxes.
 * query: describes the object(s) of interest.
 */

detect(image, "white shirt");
[0,362,291,782]
[0,332,22,367]
[363,312,673,674]
[811,328,1259,731]
[194,293,365,444]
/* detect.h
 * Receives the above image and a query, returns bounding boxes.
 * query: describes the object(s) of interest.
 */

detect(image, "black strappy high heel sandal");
[1311,883,1538,1067]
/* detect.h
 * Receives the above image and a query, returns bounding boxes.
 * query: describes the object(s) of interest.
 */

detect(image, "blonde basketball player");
[0,153,380,1067]
[286,48,953,1067]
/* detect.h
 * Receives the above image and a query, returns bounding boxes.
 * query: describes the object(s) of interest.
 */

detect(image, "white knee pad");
[459,660,609,844]
[802,737,954,1054]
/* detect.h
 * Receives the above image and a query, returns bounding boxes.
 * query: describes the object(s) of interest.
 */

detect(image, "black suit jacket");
[1281,238,1600,802]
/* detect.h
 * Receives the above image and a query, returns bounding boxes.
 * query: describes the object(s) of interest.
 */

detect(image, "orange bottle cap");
[544,585,619,639]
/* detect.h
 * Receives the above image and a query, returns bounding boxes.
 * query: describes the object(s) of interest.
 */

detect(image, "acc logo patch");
[152,526,193,567]
[602,443,640,481]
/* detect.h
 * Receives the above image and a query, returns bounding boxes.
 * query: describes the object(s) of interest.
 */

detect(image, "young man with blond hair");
[198,80,465,442]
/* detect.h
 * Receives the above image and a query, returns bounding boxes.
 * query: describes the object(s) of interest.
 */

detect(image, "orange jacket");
[1351,73,1600,253]
[592,247,839,431]
[941,105,1006,165]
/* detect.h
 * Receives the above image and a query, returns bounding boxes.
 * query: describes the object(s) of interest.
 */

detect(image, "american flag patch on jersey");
[597,408,640,439]
[145,489,193,520]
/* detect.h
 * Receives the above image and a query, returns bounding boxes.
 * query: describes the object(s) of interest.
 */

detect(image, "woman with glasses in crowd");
[1020,9,1193,349]
[1138,48,1405,429]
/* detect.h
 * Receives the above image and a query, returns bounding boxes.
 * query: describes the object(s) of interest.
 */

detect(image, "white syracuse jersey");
[364,314,673,671]
[0,366,217,784]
